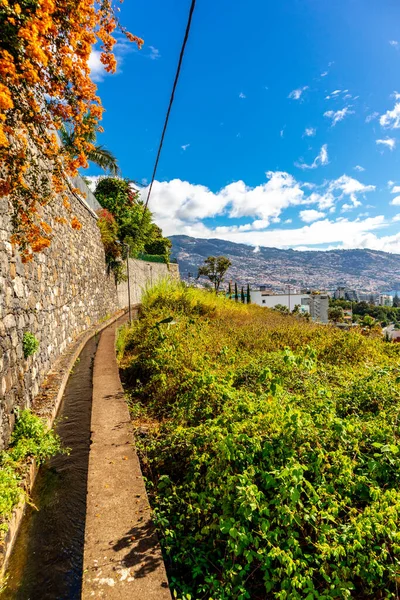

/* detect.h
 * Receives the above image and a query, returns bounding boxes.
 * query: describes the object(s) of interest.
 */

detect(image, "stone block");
[3,314,16,329]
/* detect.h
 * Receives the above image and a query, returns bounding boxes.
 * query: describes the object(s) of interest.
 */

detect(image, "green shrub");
[22,332,39,358]
[120,283,400,599]
[0,410,64,533]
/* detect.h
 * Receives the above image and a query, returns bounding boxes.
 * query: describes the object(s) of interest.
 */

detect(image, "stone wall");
[117,259,180,307]
[0,188,119,449]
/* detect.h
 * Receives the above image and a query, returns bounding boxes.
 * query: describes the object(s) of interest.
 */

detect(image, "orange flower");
[71,216,82,230]
[0,0,142,257]
[0,124,8,146]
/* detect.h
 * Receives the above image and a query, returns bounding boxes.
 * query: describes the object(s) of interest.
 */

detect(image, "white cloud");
[288,86,308,100]
[299,209,326,223]
[327,175,375,208]
[181,144,190,151]
[164,213,387,250]
[391,196,400,206]
[148,46,160,60]
[303,127,316,137]
[143,171,379,251]
[380,101,400,129]
[280,129,285,138]
[324,107,354,126]
[392,185,400,193]
[321,71,328,77]
[295,144,328,170]
[376,137,396,150]
[88,50,105,82]
[84,175,101,191]
[354,165,365,172]
[393,214,400,221]
[284,218,292,224]
[331,89,341,95]
[239,92,246,99]
[390,40,399,47]
[365,112,379,123]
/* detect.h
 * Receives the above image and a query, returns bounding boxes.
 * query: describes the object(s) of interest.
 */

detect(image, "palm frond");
[87,145,120,175]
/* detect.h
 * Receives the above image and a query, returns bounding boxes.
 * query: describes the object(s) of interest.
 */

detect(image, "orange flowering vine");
[0,0,143,261]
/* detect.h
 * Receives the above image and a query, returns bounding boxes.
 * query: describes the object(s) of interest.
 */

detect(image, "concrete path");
[82,319,171,599]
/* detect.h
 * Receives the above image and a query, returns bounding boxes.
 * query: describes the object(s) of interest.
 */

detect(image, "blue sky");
[87,0,400,252]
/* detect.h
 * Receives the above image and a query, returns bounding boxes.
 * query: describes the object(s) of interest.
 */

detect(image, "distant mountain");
[170,235,400,292]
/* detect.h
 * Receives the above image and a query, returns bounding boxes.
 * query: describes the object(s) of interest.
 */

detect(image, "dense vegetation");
[0,410,63,534]
[95,177,171,281]
[330,298,400,327]
[119,281,400,599]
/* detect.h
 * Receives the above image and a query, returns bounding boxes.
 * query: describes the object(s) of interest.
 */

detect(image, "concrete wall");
[0,185,119,449]
[70,176,102,213]
[250,291,309,311]
[118,259,180,307]
[250,290,329,323]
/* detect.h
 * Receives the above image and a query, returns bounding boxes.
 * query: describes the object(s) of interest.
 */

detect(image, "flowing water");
[1,336,98,600]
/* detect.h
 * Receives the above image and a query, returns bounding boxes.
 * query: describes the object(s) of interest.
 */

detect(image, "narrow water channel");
[2,335,98,600]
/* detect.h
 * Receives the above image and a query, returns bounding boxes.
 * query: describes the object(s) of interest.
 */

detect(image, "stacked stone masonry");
[0,189,119,449]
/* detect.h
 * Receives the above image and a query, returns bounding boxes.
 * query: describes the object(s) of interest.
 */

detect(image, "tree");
[95,177,153,256]
[197,256,232,293]
[360,314,379,332]
[328,306,344,323]
[0,0,142,261]
[228,282,232,298]
[234,282,239,302]
[144,224,172,262]
[60,118,119,175]
[393,293,400,308]
[241,286,245,303]
[273,304,289,314]
[247,283,251,304]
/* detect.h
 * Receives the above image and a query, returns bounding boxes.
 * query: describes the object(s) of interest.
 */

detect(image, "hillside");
[118,281,400,598]
[170,235,400,291]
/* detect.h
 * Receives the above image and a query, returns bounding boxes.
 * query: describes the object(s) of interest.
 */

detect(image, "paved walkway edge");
[82,319,171,599]
[0,308,127,577]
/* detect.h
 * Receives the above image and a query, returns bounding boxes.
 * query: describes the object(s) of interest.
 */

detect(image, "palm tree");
[60,117,119,175]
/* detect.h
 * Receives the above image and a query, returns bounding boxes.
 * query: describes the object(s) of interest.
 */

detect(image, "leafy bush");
[97,208,126,284]
[0,410,64,533]
[95,177,171,261]
[22,332,39,358]
[119,283,400,599]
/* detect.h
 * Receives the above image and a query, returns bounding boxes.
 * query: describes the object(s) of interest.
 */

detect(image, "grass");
[0,410,64,536]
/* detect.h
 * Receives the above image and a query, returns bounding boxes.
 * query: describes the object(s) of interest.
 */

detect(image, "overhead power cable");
[142,0,197,216]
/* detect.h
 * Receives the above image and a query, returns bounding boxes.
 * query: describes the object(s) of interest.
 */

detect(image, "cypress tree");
[234,282,239,302]
[393,293,400,307]
[241,286,245,303]
[228,281,232,298]
[246,283,251,304]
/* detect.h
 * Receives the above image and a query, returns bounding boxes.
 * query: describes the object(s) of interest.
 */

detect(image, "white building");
[250,290,329,323]
[379,294,393,307]
[307,295,329,323]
